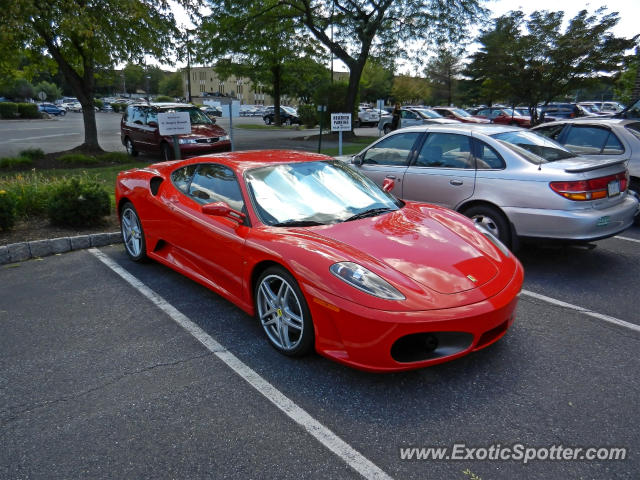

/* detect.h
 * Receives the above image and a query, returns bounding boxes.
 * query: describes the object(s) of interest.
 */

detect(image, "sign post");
[317,105,326,153]
[376,99,384,137]
[330,113,351,156]
[158,111,191,160]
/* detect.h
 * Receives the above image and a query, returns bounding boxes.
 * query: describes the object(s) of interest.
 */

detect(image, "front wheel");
[264,116,272,125]
[463,204,512,248]
[120,202,147,262]
[255,267,314,357]
[383,124,392,135]
[284,118,292,126]
[125,137,138,157]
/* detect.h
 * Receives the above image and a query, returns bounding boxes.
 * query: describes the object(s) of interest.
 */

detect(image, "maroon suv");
[121,103,231,160]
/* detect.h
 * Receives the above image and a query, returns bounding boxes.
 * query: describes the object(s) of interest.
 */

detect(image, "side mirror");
[382,178,395,193]
[147,121,158,127]
[202,201,246,222]
[353,154,363,166]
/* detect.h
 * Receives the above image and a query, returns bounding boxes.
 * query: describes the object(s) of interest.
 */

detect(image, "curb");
[0,231,122,265]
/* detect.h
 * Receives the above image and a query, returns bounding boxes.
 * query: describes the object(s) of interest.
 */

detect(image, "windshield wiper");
[271,219,325,227]
[344,207,395,222]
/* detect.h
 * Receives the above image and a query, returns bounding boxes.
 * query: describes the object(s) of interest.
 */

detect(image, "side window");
[416,133,472,169]
[474,140,506,169]
[361,132,421,166]
[564,126,614,155]
[146,109,158,125]
[401,110,417,119]
[602,132,624,154]
[189,163,245,211]
[534,124,565,140]
[130,107,146,124]
[171,165,198,194]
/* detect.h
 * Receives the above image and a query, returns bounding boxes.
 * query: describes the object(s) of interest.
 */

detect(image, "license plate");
[597,216,610,227]
[607,180,620,197]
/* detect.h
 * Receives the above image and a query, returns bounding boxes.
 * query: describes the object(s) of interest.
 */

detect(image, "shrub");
[298,104,318,128]
[98,152,131,164]
[0,102,18,119]
[0,156,34,169]
[1,172,58,219]
[111,103,126,113]
[0,189,17,231]
[155,95,173,102]
[57,153,99,166]
[17,103,40,119]
[47,177,110,227]
[94,99,104,109]
[19,148,45,161]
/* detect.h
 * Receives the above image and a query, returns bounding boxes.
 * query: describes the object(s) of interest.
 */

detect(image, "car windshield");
[161,107,213,125]
[413,108,442,119]
[245,160,401,226]
[491,130,577,163]
[282,106,296,115]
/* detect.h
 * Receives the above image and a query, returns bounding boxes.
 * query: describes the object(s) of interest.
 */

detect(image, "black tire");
[383,124,392,135]
[354,119,361,128]
[284,118,292,126]
[125,137,138,157]
[255,266,314,357]
[264,116,272,125]
[161,143,174,162]
[463,204,512,248]
[630,179,640,225]
[120,202,147,262]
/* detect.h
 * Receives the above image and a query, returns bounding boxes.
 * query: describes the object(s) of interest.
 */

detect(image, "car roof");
[395,124,520,135]
[130,102,196,109]
[149,150,334,175]
[532,118,638,128]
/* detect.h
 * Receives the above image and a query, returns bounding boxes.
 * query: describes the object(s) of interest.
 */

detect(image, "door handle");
[450,179,463,186]
[385,175,396,179]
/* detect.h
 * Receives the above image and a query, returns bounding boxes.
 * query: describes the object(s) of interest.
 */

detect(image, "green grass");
[234,123,308,130]
[319,136,378,156]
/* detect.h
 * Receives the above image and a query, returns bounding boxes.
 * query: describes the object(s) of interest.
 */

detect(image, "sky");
[169,0,639,72]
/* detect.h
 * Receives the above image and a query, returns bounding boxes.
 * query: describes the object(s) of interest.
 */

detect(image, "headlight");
[474,223,510,257]
[178,138,197,144]
[330,262,405,300]
[220,135,230,141]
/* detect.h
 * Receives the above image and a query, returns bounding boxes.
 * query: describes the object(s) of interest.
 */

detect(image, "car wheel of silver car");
[120,202,147,262]
[264,116,271,125]
[125,137,138,157]
[255,267,314,357]
[464,205,511,248]
[383,124,392,135]
[630,179,640,225]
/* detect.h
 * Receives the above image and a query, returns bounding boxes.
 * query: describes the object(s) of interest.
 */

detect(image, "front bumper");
[302,265,523,372]
[505,195,638,241]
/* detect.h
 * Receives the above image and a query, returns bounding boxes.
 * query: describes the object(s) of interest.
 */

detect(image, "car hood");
[301,206,500,294]
[184,124,227,137]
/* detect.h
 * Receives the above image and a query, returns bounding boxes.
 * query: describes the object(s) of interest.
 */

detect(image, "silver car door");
[401,132,475,208]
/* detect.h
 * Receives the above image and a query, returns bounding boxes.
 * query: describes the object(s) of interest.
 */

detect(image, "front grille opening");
[475,318,510,349]
[391,332,473,363]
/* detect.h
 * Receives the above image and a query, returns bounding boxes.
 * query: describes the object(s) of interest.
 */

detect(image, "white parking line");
[521,289,640,333]
[616,236,640,244]
[89,248,393,480]
[1,133,80,143]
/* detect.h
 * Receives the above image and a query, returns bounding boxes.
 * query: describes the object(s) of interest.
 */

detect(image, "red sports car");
[116,150,523,372]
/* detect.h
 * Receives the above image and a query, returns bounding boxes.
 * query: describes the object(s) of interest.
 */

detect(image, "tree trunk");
[345,59,365,130]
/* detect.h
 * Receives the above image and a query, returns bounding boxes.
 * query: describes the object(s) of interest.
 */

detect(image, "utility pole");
[186,31,192,103]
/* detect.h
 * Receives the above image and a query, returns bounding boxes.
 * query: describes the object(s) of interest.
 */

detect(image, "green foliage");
[155,95,173,102]
[425,47,464,106]
[391,76,430,104]
[17,102,40,118]
[110,103,126,113]
[94,98,104,109]
[57,154,100,166]
[47,177,111,227]
[359,60,394,103]
[0,156,34,170]
[19,148,45,161]
[467,8,637,114]
[0,102,18,119]
[0,172,56,219]
[158,71,184,98]
[97,152,131,164]
[33,80,62,101]
[297,104,318,128]
[312,81,351,126]
[0,189,17,231]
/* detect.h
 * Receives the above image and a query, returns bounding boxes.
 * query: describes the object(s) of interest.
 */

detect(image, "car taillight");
[549,172,628,201]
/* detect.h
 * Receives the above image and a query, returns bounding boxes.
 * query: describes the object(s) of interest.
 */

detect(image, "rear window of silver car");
[492,130,577,164]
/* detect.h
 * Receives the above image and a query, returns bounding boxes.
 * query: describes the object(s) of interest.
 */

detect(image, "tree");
[197,3,322,125]
[159,71,185,98]
[425,47,464,106]
[467,8,638,122]
[359,60,394,104]
[203,0,485,122]
[0,0,201,152]
[391,76,430,104]
[34,81,62,101]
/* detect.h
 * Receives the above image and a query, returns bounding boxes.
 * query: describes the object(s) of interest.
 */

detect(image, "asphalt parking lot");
[1,225,639,479]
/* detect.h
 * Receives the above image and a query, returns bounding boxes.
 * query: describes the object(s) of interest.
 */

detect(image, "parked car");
[121,102,231,161]
[341,124,637,248]
[539,103,584,121]
[355,106,380,127]
[116,150,523,371]
[38,103,66,116]
[475,108,531,127]
[378,107,458,134]
[432,107,490,124]
[263,106,300,125]
[582,101,625,114]
[201,105,222,118]
[532,118,640,223]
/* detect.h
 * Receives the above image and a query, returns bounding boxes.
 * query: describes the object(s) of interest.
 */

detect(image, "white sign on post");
[158,112,191,136]
[331,113,352,131]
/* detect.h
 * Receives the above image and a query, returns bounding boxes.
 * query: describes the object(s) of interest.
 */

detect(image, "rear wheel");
[284,118,291,126]
[630,178,640,225]
[255,266,314,357]
[120,202,147,262]
[264,116,272,125]
[463,204,511,248]
[125,137,138,157]
[383,124,392,135]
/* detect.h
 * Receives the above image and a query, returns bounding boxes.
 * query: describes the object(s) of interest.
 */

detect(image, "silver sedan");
[342,124,638,249]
